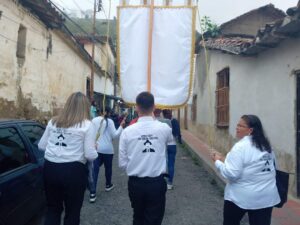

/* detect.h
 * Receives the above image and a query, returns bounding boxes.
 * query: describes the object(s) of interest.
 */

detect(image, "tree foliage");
[200,16,220,37]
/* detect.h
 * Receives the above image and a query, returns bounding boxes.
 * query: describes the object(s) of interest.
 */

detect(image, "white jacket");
[215,135,280,209]
[119,116,173,177]
[38,120,98,163]
[92,116,123,154]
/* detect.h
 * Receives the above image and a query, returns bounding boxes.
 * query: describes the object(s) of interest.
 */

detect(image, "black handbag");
[274,169,289,208]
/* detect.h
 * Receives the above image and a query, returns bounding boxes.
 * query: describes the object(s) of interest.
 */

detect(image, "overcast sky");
[52,0,298,24]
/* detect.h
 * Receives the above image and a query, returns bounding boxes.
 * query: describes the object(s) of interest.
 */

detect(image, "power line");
[0,14,62,42]
[0,32,68,54]
[49,0,113,67]
[71,0,88,15]
[0,33,44,52]
[55,0,74,11]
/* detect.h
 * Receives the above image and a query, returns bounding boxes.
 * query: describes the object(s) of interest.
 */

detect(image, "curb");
[181,139,226,191]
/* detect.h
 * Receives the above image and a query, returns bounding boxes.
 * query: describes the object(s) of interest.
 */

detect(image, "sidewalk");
[182,129,300,225]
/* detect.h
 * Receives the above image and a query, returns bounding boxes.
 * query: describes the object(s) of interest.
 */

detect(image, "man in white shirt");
[119,92,173,225]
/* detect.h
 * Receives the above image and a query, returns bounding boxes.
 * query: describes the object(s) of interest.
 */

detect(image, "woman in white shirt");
[38,92,98,225]
[89,107,125,203]
[212,115,280,225]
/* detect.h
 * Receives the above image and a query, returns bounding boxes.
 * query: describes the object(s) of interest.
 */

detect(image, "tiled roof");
[198,3,300,56]
[200,36,254,55]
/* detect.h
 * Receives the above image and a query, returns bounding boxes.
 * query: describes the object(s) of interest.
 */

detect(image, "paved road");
[29,142,248,225]
[80,142,236,225]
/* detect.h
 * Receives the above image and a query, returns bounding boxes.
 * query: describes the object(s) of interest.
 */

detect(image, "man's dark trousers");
[128,175,167,225]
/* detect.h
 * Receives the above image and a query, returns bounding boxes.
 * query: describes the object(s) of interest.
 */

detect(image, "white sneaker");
[167,184,173,190]
[89,194,96,203]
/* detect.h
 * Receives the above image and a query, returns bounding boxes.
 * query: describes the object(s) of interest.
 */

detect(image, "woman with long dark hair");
[212,115,280,225]
[38,92,98,225]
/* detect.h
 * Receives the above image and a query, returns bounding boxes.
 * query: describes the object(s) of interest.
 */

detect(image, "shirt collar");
[138,116,155,122]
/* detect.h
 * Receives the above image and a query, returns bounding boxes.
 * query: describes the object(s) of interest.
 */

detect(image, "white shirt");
[215,136,280,209]
[92,116,123,154]
[119,116,173,177]
[38,120,98,163]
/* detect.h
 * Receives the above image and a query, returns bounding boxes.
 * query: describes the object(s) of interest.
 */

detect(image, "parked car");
[0,120,45,225]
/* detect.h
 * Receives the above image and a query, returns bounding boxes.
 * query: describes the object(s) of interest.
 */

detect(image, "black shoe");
[105,184,114,192]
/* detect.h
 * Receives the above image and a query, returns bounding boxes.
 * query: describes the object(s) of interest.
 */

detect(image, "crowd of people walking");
[38,91,282,225]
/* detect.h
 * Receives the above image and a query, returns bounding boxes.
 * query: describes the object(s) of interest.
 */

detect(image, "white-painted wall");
[0,0,106,119]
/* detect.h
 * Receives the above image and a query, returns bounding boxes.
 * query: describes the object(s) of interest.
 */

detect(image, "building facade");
[179,4,300,198]
[0,0,111,121]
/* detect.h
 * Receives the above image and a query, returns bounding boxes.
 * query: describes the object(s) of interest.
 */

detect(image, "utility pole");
[90,0,97,100]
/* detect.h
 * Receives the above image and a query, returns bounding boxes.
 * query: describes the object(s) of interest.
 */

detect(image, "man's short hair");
[154,109,161,117]
[136,92,154,113]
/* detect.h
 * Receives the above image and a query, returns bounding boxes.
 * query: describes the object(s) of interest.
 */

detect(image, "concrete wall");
[185,38,300,197]
[0,0,103,122]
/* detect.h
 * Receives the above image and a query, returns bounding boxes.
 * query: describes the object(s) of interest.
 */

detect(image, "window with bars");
[216,68,229,127]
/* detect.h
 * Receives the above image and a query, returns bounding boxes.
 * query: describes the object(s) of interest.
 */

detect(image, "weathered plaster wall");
[83,42,115,95]
[0,0,102,122]
[188,37,300,196]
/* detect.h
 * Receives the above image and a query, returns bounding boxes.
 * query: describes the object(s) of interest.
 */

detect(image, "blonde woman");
[38,92,98,225]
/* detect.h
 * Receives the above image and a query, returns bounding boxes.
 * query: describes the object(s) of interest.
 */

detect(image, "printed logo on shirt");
[55,134,67,147]
[142,139,155,153]
[138,134,158,153]
[260,154,272,172]
[54,128,70,147]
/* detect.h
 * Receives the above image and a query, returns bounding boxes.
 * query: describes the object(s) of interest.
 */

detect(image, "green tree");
[200,16,220,37]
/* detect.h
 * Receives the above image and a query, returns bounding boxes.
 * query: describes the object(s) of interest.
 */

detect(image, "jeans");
[89,153,113,194]
[167,145,177,184]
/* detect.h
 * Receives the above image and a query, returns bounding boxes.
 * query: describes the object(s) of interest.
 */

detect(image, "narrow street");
[79,142,243,225]
[29,141,250,225]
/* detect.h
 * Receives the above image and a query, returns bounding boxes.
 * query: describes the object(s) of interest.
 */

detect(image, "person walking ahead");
[89,107,126,203]
[38,92,98,225]
[119,92,173,225]
[162,109,181,190]
[212,115,280,225]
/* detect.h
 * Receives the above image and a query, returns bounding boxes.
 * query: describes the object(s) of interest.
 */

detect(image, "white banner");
[117,6,196,108]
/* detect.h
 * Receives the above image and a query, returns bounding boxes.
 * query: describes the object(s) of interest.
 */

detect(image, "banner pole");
[147,0,154,92]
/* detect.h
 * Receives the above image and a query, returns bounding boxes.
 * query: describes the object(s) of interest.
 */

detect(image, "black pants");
[128,175,167,225]
[43,160,87,225]
[223,200,273,225]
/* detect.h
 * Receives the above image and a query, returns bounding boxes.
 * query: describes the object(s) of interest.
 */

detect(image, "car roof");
[0,119,43,125]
